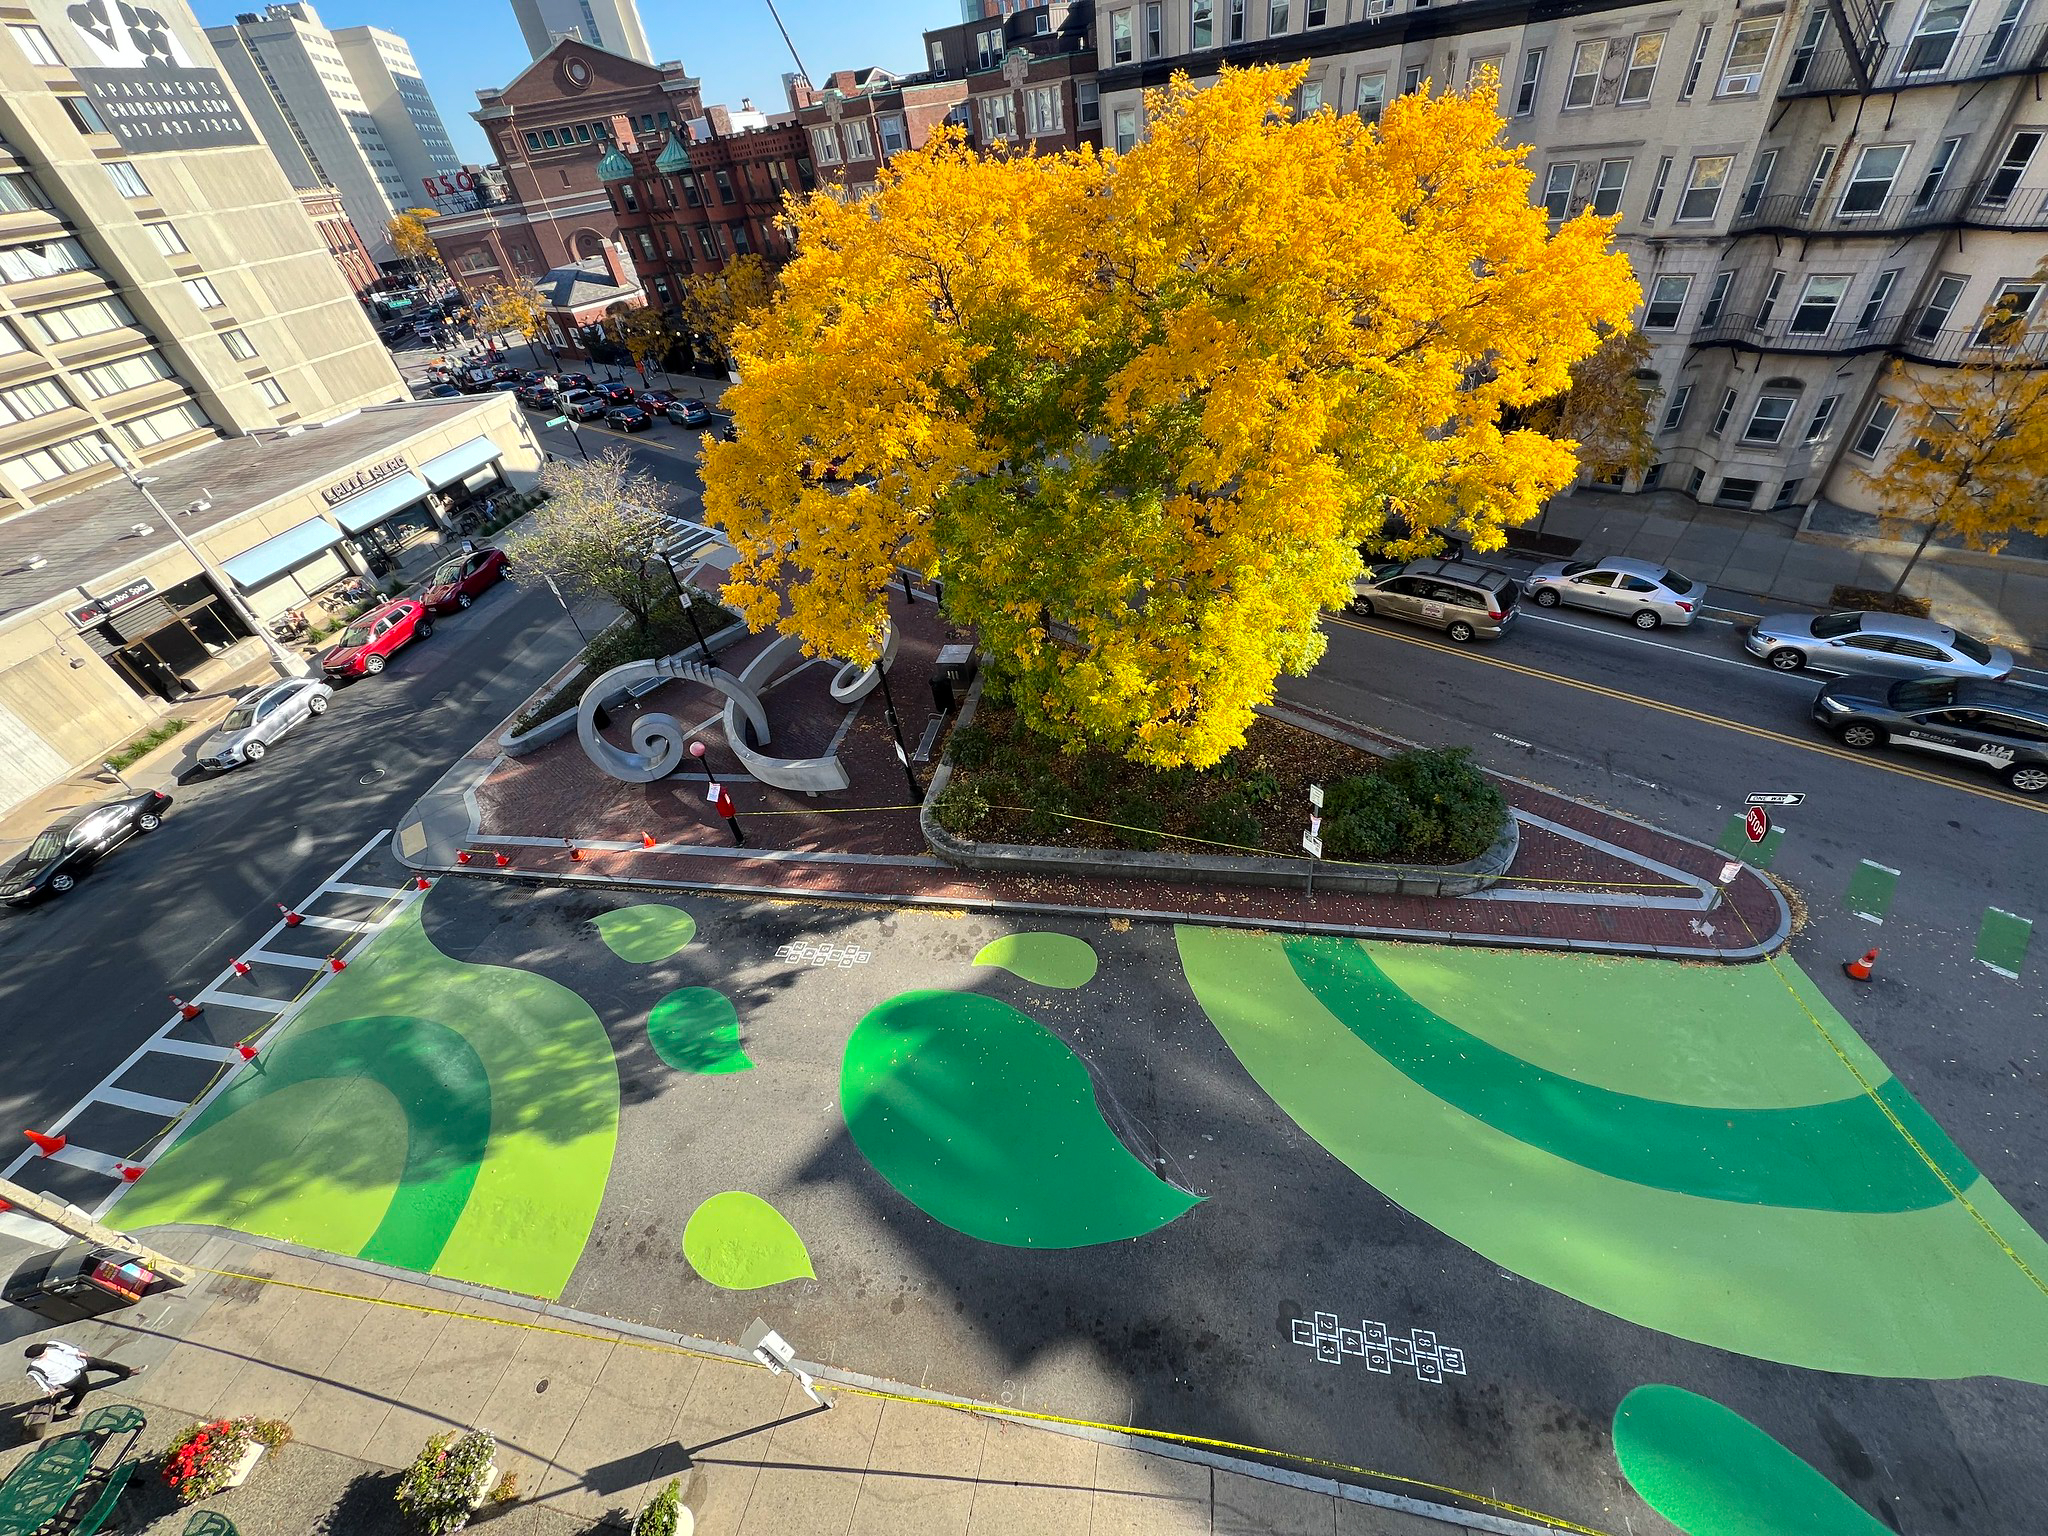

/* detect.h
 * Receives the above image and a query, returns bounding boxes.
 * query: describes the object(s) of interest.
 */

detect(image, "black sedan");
[0,790,173,904]
[665,398,713,427]
[1813,677,2048,793]
[592,381,638,407]
[605,404,653,432]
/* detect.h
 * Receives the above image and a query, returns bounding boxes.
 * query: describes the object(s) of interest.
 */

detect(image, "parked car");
[415,382,462,399]
[1349,558,1519,643]
[1813,677,2048,793]
[635,390,679,412]
[561,391,609,422]
[196,678,333,771]
[666,397,713,427]
[1358,510,1466,562]
[422,547,509,611]
[489,363,522,382]
[592,381,638,407]
[1523,557,1703,629]
[554,371,593,393]
[1745,610,2012,680]
[0,790,173,904]
[514,381,560,409]
[321,598,433,680]
[606,404,653,432]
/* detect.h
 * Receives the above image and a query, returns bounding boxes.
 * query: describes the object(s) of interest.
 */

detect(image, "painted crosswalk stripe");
[243,948,329,971]
[295,913,373,933]
[93,1087,190,1118]
[48,1144,128,1178]
[1975,908,2032,979]
[194,990,291,1014]
[1845,860,1900,924]
[321,880,407,899]
[147,1038,246,1063]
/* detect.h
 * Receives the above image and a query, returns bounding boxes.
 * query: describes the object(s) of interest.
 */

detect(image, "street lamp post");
[101,446,300,680]
[689,739,746,845]
[873,664,923,802]
[565,419,589,460]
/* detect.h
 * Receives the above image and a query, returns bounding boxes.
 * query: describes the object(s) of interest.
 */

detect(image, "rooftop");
[0,399,490,624]
[534,255,640,312]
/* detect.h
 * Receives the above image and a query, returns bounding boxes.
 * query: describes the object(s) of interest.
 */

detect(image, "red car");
[422,546,509,612]
[321,598,433,680]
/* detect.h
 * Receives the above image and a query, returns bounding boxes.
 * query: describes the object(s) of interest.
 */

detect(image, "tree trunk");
[1889,517,1942,597]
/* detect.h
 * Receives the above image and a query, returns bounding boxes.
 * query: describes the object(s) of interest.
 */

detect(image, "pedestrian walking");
[24,1341,142,1418]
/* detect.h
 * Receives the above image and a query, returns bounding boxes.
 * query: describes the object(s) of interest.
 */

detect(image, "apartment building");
[509,0,654,65]
[1094,0,2048,520]
[787,68,971,195]
[207,3,462,266]
[297,185,382,299]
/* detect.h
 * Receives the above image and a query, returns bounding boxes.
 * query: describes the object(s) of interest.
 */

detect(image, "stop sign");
[1745,805,1770,844]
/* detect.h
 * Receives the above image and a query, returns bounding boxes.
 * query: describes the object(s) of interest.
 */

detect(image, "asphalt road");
[0,573,600,1149]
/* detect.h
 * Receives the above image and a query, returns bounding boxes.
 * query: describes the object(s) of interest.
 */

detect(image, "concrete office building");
[509,0,653,65]
[207,4,461,266]
[1095,0,2048,523]
[0,0,535,811]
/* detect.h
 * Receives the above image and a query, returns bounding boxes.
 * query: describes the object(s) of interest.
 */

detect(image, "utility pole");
[0,1178,196,1287]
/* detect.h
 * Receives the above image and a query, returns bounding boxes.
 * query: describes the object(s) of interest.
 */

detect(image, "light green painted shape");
[593,904,699,962]
[1845,860,1899,924]
[1175,925,2048,1384]
[1367,943,1877,1108]
[973,931,1099,989]
[124,905,620,1301]
[119,1078,408,1257]
[1717,813,1784,869]
[1613,1385,1889,1536]
[649,987,753,1074]
[1975,907,2031,979]
[682,1191,814,1289]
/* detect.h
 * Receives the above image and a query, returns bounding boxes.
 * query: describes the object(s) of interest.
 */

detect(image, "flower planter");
[221,1442,264,1489]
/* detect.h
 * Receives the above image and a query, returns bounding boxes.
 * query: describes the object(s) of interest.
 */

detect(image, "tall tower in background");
[507,0,653,64]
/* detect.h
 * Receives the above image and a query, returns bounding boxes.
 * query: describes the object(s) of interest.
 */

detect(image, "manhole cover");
[359,768,385,785]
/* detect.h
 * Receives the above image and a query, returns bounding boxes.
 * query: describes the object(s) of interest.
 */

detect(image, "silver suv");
[197,678,333,771]
[1349,559,1519,643]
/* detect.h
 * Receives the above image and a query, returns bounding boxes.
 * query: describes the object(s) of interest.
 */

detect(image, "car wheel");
[2007,763,2048,794]
[50,873,74,894]
[308,695,329,715]
[1447,620,1477,643]
[1766,648,1805,672]
[243,739,267,762]
[1533,587,1561,607]
[457,592,473,609]
[137,812,162,832]
[1350,597,1374,618]
[416,619,433,639]
[1633,609,1662,630]
[1838,722,1885,750]
[365,654,387,675]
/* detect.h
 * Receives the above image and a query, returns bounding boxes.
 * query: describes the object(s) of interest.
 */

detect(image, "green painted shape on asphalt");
[1612,1385,1889,1536]
[1975,907,2032,978]
[1845,860,1899,923]
[1176,925,2048,1384]
[649,987,752,1074]
[1367,944,1874,1108]
[121,904,619,1300]
[682,1191,814,1288]
[973,931,1099,989]
[1283,936,1974,1212]
[840,989,1201,1248]
[1716,813,1784,869]
[592,904,699,962]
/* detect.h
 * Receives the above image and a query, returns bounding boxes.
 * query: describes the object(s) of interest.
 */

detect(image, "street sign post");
[740,1318,830,1408]
[1302,808,1323,897]
[544,415,568,426]
[1745,792,1806,807]
[1745,806,1771,844]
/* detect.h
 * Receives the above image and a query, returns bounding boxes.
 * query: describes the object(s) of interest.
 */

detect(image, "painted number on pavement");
[1290,1310,1468,1383]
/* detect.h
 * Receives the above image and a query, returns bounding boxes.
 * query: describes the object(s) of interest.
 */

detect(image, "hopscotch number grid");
[1290,1311,1467,1384]
[775,940,872,969]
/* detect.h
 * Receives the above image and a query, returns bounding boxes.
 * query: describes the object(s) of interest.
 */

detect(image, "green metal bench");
[75,1407,145,1469]
[70,1460,135,1536]
[182,1514,238,1536]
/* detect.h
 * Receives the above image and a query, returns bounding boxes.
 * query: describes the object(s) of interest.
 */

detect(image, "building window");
[1643,155,1672,220]
[1660,383,1692,432]
[253,379,289,409]
[1111,9,1133,62]
[8,23,61,65]
[1714,476,1763,509]
[142,222,192,260]
[1146,1,1163,54]
[616,182,638,211]
[0,238,94,283]
[1025,86,1064,136]
[1403,66,1422,94]
[0,320,21,356]
[1680,23,1712,97]
[681,172,702,206]
[1514,48,1544,115]
[1855,270,1898,333]
[1075,84,1099,127]
[27,296,134,343]
[1036,8,1052,32]
[1772,478,1804,509]
[1973,280,2042,344]
[1851,399,1899,458]
[575,124,591,143]
[1192,0,1214,48]
[1785,8,1827,85]
[1307,0,1326,23]
[1754,270,1786,329]
[1541,163,1577,221]
[1914,273,1968,338]
[879,114,909,153]
[1685,467,1706,495]
[1700,270,1732,326]
[1804,394,1842,443]
[977,27,1001,69]
[1299,81,1323,114]
[1269,0,1289,34]
[1620,32,1665,103]
[697,227,716,261]
[1644,274,1691,328]
[123,400,211,445]
[217,327,257,361]
[1350,73,1387,124]
[1589,159,1629,217]
[1564,40,1605,109]
[637,231,656,260]
[1984,0,2028,63]
[0,173,52,214]
[931,38,947,73]
[1913,137,1962,210]
[1903,0,1970,73]
[1114,107,1138,154]
[838,120,870,162]
[1710,387,1737,435]
[1718,19,1778,95]
[1840,145,1906,215]
[1742,393,1797,443]
[1227,0,1246,41]
[1642,463,1665,490]
[731,223,751,255]
[2,433,115,487]
[0,379,70,421]
[1676,155,1733,221]
[810,126,839,166]
[541,129,559,148]
[1788,274,1850,334]
[56,96,106,136]
[75,352,173,398]
[1980,131,2040,206]
[1738,149,1776,217]
[980,94,1013,141]
[524,131,543,151]
[1797,145,1838,217]
[104,161,149,198]
[182,276,225,310]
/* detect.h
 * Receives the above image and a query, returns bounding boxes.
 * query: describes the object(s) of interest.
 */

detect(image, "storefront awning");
[418,436,504,489]
[220,517,344,590]
[330,472,431,533]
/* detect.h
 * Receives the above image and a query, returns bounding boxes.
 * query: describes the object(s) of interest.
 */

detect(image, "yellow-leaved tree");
[387,207,443,278]
[678,253,777,364]
[471,280,549,354]
[700,65,1639,766]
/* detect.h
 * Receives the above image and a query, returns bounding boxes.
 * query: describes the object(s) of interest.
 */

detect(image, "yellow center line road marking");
[1327,617,2045,814]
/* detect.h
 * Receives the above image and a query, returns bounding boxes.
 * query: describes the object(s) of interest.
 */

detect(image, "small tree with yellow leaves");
[678,254,776,365]
[387,207,444,283]
[471,280,550,357]
[615,305,674,382]
[701,65,1638,767]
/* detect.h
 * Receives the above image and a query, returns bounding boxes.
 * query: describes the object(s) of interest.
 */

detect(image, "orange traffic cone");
[641,831,656,849]
[1843,948,1879,982]
[457,850,473,865]
[23,1129,65,1157]
[171,994,202,1020]
[494,852,510,868]
[118,1165,145,1183]
[276,903,303,927]
[415,875,431,890]
[328,954,347,973]
[569,844,584,862]
[231,958,251,976]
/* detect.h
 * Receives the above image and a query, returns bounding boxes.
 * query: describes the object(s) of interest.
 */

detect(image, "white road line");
[1515,609,1810,682]
[320,879,407,899]
[295,913,374,933]
[244,948,328,970]
[49,1144,128,1178]
[93,1086,190,1117]
[144,1038,245,1063]
[193,989,292,1014]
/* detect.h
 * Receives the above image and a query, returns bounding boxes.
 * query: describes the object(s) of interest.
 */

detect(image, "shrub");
[396,1429,498,1535]
[1322,747,1505,864]
[946,723,992,770]
[1021,780,1070,840]
[932,780,988,835]
[635,1479,684,1536]
[1113,793,1165,851]
[979,666,1014,708]
[1193,794,1262,851]
[1236,768,1283,807]
[1072,754,1116,800]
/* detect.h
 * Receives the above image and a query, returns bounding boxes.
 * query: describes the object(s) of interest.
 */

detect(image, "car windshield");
[1951,630,1994,664]
[339,623,373,648]
[1560,561,1593,576]
[16,825,72,866]
[1809,612,1863,639]
[222,705,256,730]
[1662,569,1698,594]
[431,561,464,585]
[1891,677,1959,710]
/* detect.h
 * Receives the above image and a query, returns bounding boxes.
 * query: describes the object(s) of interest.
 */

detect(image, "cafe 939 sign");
[59,0,257,153]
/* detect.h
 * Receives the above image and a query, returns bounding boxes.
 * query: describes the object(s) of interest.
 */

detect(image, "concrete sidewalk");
[0,1233,1500,1536]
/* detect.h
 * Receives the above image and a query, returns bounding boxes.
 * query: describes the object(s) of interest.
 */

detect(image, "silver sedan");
[1745,611,2012,680]
[1522,557,1705,629]
[197,678,333,770]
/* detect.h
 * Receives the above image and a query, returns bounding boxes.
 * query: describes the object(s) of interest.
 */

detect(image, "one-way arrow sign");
[1746,792,1806,807]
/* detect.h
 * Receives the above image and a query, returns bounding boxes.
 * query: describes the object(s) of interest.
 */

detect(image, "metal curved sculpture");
[576,655,771,785]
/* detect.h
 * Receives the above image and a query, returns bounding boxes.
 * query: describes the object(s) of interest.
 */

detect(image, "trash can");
[3,1243,158,1325]
[935,644,978,694]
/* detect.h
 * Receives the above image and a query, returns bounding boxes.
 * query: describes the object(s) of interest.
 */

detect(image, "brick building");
[296,187,382,302]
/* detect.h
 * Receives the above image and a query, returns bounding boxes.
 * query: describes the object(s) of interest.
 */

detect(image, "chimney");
[601,238,633,287]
